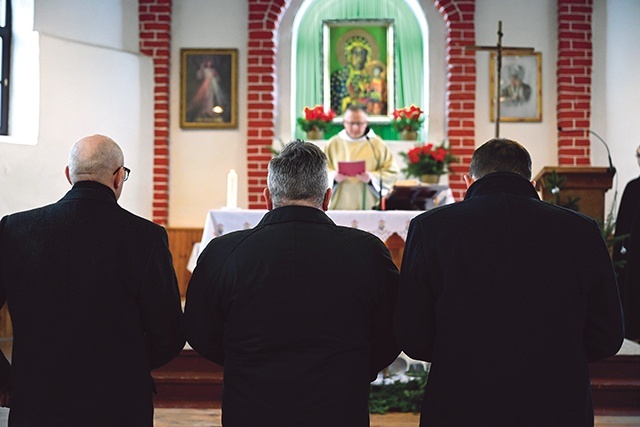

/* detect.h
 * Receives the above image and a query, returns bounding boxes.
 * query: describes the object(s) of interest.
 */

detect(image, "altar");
[187,195,454,273]
[188,210,419,272]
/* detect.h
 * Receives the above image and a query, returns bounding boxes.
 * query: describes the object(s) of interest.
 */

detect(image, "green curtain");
[292,0,426,139]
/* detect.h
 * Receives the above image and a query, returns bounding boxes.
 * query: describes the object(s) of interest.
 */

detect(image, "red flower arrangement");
[391,105,424,132]
[399,142,457,177]
[297,105,336,132]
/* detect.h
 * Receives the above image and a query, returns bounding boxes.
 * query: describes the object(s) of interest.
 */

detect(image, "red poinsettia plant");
[297,105,336,132]
[391,105,425,132]
[399,142,457,177]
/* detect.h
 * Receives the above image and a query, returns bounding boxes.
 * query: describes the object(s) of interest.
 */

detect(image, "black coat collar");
[257,205,335,227]
[61,181,118,204]
[464,172,540,201]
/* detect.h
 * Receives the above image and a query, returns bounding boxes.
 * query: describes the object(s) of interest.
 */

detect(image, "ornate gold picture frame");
[180,48,238,129]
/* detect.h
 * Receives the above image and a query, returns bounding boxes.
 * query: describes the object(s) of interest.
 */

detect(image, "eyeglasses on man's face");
[113,166,131,182]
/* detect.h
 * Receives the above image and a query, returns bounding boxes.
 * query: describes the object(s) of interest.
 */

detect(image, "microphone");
[362,126,371,141]
[558,127,616,176]
[363,126,384,210]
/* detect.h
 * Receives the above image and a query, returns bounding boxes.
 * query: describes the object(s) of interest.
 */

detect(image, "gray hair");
[267,139,328,208]
[469,138,532,180]
[67,135,124,184]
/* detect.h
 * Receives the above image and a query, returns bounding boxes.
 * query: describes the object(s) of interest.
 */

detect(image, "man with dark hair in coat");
[0,134,185,426]
[395,138,624,426]
[185,139,399,426]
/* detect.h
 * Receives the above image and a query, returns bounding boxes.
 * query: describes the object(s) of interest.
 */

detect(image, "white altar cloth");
[187,203,452,272]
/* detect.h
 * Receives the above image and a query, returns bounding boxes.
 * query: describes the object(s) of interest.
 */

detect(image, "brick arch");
[246,0,289,209]
[245,0,474,207]
[433,0,476,200]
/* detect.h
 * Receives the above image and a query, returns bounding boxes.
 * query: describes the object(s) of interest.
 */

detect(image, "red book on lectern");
[338,160,365,176]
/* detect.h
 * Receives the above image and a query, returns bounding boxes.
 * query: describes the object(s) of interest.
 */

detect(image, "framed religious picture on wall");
[322,19,395,121]
[180,48,238,129]
[490,51,542,122]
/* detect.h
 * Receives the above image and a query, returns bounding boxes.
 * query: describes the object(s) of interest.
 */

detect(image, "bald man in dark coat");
[395,138,624,426]
[0,135,184,426]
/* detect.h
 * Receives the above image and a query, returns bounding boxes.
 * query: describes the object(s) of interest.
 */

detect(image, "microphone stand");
[588,130,616,176]
[558,127,616,176]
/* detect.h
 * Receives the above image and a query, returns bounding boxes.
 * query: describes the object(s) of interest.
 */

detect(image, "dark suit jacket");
[394,173,624,427]
[0,181,185,427]
[613,176,640,338]
[185,206,399,426]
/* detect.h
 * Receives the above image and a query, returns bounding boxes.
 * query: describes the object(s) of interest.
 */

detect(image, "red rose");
[432,147,447,162]
[407,105,422,120]
[303,107,314,120]
[408,147,421,163]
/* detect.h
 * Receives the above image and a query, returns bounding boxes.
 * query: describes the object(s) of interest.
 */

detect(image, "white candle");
[226,169,238,208]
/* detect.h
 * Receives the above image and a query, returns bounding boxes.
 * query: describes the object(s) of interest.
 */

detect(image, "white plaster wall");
[0,0,154,219]
[34,0,139,52]
[169,0,249,227]
[593,0,640,216]
[474,0,558,179]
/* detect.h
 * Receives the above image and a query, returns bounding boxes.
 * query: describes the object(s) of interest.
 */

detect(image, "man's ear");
[263,188,273,210]
[64,166,72,185]
[322,188,332,211]
[113,167,123,191]
[463,174,474,189]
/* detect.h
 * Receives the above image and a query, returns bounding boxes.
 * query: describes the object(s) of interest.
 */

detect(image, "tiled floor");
[154,408,640,427]
[153,408,422,427]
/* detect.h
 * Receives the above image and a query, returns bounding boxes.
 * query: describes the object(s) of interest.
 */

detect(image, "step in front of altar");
[152,348,222,408]
[153,345,640,414]
[591,352,640,415]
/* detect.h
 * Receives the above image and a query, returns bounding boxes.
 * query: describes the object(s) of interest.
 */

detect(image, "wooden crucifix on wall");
[466,21,535,138]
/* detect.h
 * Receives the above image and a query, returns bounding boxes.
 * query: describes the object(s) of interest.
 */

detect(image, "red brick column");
[246,0,288,209]
[434,0,476,201]
[139,0,172,224]
[557,0,593,166]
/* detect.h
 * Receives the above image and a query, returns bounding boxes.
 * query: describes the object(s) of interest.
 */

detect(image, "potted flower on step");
[391,105,424,140]
[297,105,336,140]
[399,142,457,183]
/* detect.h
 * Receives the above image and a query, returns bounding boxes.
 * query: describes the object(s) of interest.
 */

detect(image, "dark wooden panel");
[166,228,204,298]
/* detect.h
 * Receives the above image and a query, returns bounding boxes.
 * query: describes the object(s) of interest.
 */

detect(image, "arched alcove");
[289,0,430,140]
[246,0,476,207]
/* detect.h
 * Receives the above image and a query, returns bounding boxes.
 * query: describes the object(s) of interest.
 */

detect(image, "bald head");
[66,134,126,198]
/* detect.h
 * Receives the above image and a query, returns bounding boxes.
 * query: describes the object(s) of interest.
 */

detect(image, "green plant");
[369,370,428,414]
[399,142,457,177]
[543,170,580,211]
[600,194,628,273]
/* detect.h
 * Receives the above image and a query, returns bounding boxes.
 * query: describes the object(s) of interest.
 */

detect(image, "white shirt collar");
[338,128,376,142]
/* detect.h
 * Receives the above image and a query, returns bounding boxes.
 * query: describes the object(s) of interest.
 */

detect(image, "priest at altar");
[325,105,398,210]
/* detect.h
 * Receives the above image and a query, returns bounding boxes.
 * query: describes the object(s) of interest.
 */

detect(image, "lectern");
[533,167,614,224]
